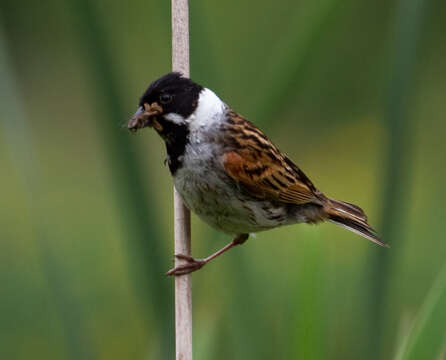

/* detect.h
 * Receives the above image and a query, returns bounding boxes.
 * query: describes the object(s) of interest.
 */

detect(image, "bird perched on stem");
[128,72,388,275]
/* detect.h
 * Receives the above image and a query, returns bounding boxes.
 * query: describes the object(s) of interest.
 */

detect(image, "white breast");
[173,88,291,235]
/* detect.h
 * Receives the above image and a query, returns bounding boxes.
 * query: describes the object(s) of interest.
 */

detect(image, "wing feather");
[221,111,324,205]
[223,149,322,205]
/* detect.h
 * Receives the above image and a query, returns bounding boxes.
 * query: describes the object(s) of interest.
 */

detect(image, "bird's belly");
[174,167,289,235]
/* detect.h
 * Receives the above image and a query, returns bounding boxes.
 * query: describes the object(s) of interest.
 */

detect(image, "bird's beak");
[127,102,163,132]
[132,106,144,119]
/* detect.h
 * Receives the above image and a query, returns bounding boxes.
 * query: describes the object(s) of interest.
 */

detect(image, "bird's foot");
[166,234,249,276]
[166,254,206,276]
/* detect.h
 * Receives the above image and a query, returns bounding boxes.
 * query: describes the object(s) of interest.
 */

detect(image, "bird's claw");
[166,254,206,276]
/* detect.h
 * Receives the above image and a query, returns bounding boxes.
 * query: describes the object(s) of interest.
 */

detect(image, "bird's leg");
[166,233,249,276]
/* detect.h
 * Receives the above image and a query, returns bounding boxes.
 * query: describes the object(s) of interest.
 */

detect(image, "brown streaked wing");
[222,112,323,205]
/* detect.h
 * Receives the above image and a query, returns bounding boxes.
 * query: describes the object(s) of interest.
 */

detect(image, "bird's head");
[128,72,203,135]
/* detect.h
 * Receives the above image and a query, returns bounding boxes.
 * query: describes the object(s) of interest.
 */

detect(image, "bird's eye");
[160,93,172,104]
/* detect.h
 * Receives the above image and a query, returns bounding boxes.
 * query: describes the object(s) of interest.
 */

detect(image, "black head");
[128,73,203,174]
[139,72,203,119]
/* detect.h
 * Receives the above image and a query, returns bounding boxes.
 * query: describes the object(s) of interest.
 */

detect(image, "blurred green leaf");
[0,22,94,360]
[367,0,427,358]
[67,0,173,357]
[394,263,446,360]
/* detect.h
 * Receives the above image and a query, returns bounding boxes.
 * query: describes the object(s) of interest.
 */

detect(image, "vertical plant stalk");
[171,1,192,359]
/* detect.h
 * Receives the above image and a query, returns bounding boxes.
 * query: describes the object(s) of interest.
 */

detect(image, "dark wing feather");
[222,112,323,206]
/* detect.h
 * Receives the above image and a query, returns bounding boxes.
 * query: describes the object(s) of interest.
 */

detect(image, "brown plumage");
[222,112,388,247]
[128,72,388,275]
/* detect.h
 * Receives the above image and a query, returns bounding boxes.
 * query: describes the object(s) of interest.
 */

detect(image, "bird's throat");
[157,118,189,175]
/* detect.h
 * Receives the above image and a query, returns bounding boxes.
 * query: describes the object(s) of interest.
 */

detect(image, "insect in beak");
[128,102,163,132]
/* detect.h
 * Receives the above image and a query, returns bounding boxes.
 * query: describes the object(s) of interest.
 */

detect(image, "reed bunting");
[128,72,388,275]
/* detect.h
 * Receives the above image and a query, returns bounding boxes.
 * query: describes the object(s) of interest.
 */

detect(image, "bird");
[128,72,388,275]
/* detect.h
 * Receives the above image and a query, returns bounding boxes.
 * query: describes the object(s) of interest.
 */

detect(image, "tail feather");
[328,198,368,222]
[326,198,389,248]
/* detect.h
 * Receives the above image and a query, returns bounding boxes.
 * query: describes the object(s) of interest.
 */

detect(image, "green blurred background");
[1,0,445,359]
